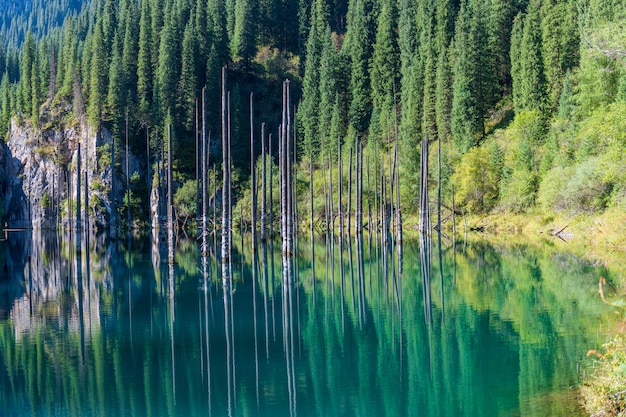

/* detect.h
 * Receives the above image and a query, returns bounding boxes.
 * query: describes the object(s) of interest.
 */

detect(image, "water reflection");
[0,231,614,417]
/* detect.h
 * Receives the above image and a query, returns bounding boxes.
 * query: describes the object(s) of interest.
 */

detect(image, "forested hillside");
[0,0,624,225]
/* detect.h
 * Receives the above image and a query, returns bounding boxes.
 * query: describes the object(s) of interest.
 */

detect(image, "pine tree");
[102,0,118,55]
[299,0,328,159]
[510,12,524,111]
[398,0,421,168]
[451,0,483,152]
[422,20,437,141]
[516,0,545,112]
[107,32,124,133]
[318,27,340,159]
[0,73,11,135]
[157,7,181,120]
[370,0,400,142]
[17,31,35,115]
[487,0,514,99]
[180,18,199,131]
[121,0,139,110]
[88,18,109,128]
[232,0,257,63]
[137,0,153,123]
[346,0,374,136]
[435,42,453,143]
[541,0,579,111]
[208,0,230,65]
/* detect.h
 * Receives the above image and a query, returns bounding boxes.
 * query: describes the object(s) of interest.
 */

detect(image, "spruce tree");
[541,0,579,111]
[121,0,139,110]
[370,0,400,142]
[510,12,524,111]
[107,32,124,133]
[398,0,421,171]
[0,73,11,135]
[318,26,339,159]
[18,31,35,115]
[232,0,257,63]
[88,18,109,129]
[435,43,453,143]
[180,18,199,131]
[346,0,374,136]
[299,0,328,159]
[137,0,153,123]
[517,0,545,112]
[157,7,181,120]
[208,0,229,65]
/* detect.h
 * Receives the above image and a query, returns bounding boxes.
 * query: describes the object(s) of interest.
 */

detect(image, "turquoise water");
[0,231,612,416]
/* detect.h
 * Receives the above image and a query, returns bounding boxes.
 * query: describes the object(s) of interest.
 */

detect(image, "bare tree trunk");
[328,152,334,235]
[338,136,343,238]
[437,134,441,235]
[419,136,429,235]
[196,98,200,227]
[261,122,267,242]
[111,132,117,235]
[309,150,314,242]
[347,145,353,236]
[250,92,257,251]
[269,133,274,238]
[366,153,371,233]
[221,67,229,265]
[168,124,174,264]
[76,143,81,251]
[202,88,208,254]
[126,111,131,232]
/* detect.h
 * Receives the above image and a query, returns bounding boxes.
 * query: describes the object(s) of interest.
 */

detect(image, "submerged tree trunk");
[167,124,174,264]
[261,123,267,242]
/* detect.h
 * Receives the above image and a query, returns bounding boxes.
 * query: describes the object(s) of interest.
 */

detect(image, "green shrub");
[451,146,500,213]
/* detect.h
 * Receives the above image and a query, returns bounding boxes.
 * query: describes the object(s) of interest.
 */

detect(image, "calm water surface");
[0,231,613,416]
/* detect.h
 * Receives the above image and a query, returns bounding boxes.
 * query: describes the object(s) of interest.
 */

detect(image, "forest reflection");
[0,230,613,417]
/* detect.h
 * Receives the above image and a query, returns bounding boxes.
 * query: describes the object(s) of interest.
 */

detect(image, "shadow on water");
[0,229,617,417]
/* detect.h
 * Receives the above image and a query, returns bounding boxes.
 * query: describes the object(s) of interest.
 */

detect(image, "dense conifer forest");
[0,0,624,226]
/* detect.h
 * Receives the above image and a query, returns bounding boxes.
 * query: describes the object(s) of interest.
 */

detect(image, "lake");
[0,230,614,416]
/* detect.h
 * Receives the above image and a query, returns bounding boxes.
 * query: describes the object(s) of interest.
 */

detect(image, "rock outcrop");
[0,104,141,231]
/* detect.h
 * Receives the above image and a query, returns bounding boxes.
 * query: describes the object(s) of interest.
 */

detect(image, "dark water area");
[0,230,614,416]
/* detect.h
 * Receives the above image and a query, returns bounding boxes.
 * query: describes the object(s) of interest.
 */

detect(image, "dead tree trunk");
[250,92,257,251]
[221,66,230,265]
[167,124,174,264]
[261,123,267,242]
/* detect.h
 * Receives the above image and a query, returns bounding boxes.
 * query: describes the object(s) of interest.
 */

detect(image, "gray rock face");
[0,111,139,231]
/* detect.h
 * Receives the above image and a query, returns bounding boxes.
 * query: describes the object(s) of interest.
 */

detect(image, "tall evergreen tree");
[515,0,545,112]
[451,0,483,152]
[398,0,421,170]
[180,18,200,131]
[107,31,124,133]
[232,0,257,63]
[157,6,182,121]
[510,12,524,111]
[121,0,139,110]
[207,0,229,65]
[318,27,340,159]
[137,0,153,123]
[435,43,453,143]
[299,0,328,159]
[370,0,400,142]
[346,0,375,136]
[88,18,109,128]
[17,31,35,115]
[541,0,579,111]
[0,73,11,136]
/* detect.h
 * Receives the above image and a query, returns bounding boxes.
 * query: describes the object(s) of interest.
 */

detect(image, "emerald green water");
[0,231,613,416]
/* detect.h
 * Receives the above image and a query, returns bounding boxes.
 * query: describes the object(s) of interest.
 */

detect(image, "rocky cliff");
[0,104,141,231]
